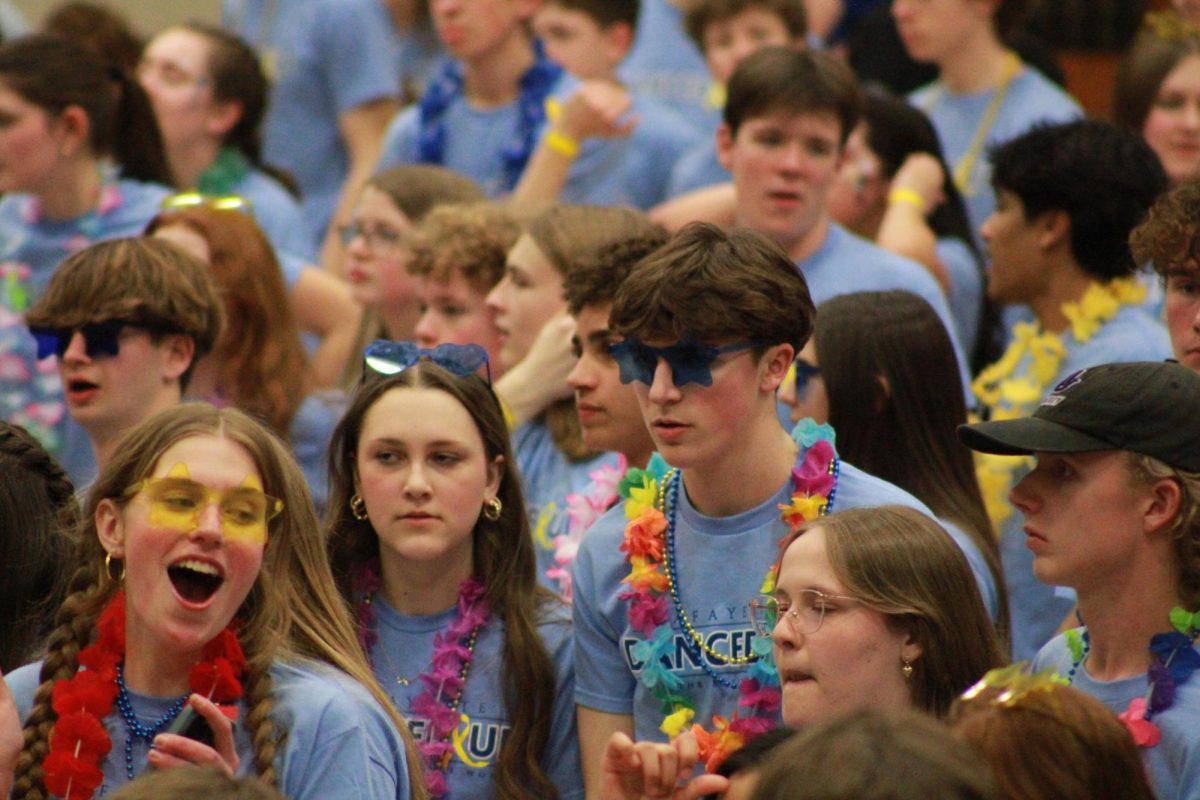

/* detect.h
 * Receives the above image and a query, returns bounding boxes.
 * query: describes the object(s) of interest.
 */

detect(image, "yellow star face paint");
[126,463,283,544]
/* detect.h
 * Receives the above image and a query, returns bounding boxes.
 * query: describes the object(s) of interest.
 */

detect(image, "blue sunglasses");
[793,358,821,395]
[28,319,150,361]
[607,337,764,387]
[363,340,492,383]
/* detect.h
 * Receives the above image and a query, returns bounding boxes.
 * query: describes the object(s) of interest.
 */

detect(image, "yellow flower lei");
[970,277,1147,527]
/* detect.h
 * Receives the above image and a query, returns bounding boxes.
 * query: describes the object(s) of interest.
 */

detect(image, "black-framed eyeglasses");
[363,340,492,384]
[338,223,407,252]
[607,337,765,387]
[748,590,858,637]
[28,319,156,361]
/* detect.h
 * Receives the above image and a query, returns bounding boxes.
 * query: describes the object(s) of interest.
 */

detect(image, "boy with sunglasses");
[570,222,996,794]
[24,237,223,483]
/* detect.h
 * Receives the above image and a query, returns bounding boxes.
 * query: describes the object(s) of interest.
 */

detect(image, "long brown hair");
[812,291,1009,647]
[11,404,424,800]
[145,208,310,435]
[326,364,562,799]
[780,507,1006,718]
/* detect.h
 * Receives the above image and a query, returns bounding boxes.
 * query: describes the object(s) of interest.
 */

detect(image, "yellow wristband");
[545,128,580,159]
[888,188,926,213]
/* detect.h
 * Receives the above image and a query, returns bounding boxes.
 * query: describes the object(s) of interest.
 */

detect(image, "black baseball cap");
[958,361,1200,472]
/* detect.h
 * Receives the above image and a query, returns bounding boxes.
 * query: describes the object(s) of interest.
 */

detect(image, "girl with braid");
[2,404,422,800]
[0,422,79,674]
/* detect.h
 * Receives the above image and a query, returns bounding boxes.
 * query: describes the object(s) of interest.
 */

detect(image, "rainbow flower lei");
[1066,607,1200,748]
[617,420,838,771]
[971,277,1146,528]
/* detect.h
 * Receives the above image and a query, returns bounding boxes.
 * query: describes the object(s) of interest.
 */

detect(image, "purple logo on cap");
[1052,369,1086,393]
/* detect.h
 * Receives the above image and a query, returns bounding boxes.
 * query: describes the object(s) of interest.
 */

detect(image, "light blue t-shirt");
[618,0,712,133]
[379,96,524,199]
[230,166,315,262]
[224,0,406,252]
[1033,630,1200,800]
[6,658,412,799]
[0,178,171,487]
[938,236,985,357]
[513,418,621,591]
[369,595,583,798]
[288,390,344,515]
[909,67,1082,247]
[990,304,1170,662]
[800,223,971,391]
[571,449,996,743]
[558,91,704,210]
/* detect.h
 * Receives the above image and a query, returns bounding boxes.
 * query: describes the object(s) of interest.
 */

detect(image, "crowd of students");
[2,0,1200,798]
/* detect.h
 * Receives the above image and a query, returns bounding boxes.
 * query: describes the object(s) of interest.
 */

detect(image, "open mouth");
[68,379,99,393]
[168,559,224,604]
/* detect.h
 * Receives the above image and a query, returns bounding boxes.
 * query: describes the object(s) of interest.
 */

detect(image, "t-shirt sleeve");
[571,507,638,714]
[274,662,412,800]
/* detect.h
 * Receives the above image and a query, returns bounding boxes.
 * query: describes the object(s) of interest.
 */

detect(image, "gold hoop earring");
[483,496,502,521]
[104,553,124,583]
[350,494,369,521]
[902,659,914,680]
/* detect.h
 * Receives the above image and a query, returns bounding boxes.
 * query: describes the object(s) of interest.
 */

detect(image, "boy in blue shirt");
[513,0,702,210]
[717,46,971,386]
[572,222,995,794]
[667,0,808,196]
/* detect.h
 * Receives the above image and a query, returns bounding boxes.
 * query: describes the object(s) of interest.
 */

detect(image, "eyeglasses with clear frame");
[749,590,859,637]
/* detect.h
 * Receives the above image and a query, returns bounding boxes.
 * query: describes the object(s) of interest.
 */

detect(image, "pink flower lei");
[354,561,490,797]
[547,456,628,599]
[618,421,839,772]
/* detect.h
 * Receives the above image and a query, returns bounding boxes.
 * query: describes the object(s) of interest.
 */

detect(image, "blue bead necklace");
[662,454,841,691]
[114,663,190,780]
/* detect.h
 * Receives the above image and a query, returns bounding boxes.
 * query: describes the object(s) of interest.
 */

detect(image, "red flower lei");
[42,590,248,800]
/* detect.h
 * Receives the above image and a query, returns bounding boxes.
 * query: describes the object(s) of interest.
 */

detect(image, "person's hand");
[1,672,21,798]
[889,153,946,213]
[558,81,638,142]
[600,731,730,800]
[147,694,239,776]
[495,310,577,425]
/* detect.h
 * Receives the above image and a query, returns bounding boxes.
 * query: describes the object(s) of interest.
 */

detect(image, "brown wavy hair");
[11,404,424,800]
[145,208,310,435]
[406,202,520,294]
[1130,174,1200,276]
[326,364,563,799]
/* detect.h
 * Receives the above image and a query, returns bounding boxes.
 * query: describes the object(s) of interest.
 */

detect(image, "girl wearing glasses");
[326,350,582,799]
[339,165,484,385]
[138,23,311,262]
[602,505,1003,797]
[0,34,172,482]
[2,404,420,800]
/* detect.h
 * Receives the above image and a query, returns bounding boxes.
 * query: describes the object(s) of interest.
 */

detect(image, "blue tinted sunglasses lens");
[608,340,656,385]
[28,321,125,360]
[363,340,491,382]
[608,339,721,387]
